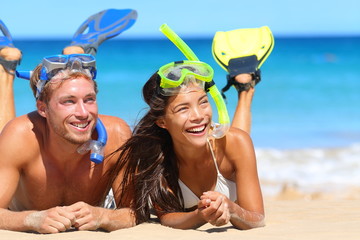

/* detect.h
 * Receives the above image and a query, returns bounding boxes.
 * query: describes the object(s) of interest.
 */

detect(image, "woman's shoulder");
[215,127,256,166]
[224,127,253,146]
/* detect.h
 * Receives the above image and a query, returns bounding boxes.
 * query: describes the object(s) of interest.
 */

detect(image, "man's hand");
[65,201,103,231]
[24,207,76,234]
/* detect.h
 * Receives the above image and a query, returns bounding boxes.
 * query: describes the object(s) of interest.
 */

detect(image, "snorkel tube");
[159,24,230,138]
[77,118,108,164]
[16,69,108,164]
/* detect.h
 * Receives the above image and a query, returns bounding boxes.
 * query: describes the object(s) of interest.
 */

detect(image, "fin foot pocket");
[0,19,21,75]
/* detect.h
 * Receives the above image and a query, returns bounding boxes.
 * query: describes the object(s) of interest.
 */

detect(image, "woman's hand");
[197,191,231,226]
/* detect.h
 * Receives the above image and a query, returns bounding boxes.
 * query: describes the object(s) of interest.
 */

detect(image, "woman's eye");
[177,107,187,112]
[200,99,209,105]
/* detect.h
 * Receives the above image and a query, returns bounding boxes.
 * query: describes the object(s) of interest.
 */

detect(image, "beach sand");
[1,195,359,240]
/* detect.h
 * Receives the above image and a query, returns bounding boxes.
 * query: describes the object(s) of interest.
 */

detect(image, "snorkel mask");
[159,24,230,138]
[39,54,97,99]
[17,54,97,99]
[16,54,107,164]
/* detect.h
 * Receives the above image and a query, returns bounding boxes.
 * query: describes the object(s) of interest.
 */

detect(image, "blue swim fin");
[0,19,20,75]
[69,9,137,56]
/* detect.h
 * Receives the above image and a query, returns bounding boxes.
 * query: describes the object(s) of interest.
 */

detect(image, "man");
[0,16,135,233]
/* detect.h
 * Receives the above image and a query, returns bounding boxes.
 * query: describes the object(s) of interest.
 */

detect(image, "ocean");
[12,37,360,197]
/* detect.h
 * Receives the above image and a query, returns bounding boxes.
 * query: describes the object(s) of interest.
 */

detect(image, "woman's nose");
[189,107,203,121]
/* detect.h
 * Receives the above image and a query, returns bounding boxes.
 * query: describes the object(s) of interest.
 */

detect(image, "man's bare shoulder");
[2,112,34,135]
[0,112,44,166]
[97,114,131,161]
[98,114,131,141]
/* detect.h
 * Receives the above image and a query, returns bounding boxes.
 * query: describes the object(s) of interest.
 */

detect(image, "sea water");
[12,37,360,197]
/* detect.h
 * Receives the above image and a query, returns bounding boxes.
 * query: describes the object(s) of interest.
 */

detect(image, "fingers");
[47,207,76,232]
[57,206,77,227]
[66,202,101,231]
[198,195,231,227]
[200,191,219,201]
[198,198,211,209]
[25,207,76,234]
[74,213,99,231]
[65,201,84,212]
[24,203,103,233]
[208,201,230,226]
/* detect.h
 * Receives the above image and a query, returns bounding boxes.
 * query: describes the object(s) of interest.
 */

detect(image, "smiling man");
[0,53,134,233]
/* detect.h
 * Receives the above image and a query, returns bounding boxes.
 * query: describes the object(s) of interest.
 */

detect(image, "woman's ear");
[156,118,167,129]
[36,100,47,118]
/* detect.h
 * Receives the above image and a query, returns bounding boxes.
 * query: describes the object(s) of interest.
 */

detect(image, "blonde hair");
[30,64,98,103]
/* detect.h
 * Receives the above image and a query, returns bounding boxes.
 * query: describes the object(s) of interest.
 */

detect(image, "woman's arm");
[159,210,206,229]
[224,128,265,229]
[158,193,232,229]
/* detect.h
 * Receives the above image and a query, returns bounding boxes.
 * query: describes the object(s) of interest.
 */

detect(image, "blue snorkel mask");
[159,24,230,138]
[16,54,107,164]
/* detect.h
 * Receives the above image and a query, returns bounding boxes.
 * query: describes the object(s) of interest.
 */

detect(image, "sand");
[1,197,359,240]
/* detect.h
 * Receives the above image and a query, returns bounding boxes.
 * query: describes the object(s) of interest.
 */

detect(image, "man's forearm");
[0,208,36,232]
[98,207,136,231]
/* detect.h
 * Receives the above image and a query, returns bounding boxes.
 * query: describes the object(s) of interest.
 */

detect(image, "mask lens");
[159,60,213,89]
[37,54,97,98]
[46,55,68,63]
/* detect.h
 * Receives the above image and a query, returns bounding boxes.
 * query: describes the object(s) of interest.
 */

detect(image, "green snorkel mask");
[159,24,230,139]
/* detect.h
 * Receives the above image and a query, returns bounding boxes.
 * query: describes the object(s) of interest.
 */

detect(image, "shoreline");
[255,142,360,201]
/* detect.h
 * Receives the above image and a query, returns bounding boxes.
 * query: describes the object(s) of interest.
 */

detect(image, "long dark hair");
[109,73,184,224]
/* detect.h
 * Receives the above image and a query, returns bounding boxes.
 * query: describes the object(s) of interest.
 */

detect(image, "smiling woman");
[107,25,265,230]
[110,59,264,230]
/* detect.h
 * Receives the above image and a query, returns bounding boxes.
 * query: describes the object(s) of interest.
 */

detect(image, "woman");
[111,58,264,229]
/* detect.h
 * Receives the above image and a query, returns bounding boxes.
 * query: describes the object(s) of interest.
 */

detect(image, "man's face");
[40,76,98,145]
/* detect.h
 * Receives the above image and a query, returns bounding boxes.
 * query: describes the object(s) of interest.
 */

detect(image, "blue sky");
[1,0,360,39]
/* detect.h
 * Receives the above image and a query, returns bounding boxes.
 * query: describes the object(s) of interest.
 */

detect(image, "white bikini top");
[178,140,237,209]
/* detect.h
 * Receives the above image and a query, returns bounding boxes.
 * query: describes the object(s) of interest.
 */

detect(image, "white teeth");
[72,122,88,128]
[187,125,205,133]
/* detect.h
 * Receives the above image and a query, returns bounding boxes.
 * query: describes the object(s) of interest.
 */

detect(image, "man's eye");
[85,97,96,103]
[63,100,74,104]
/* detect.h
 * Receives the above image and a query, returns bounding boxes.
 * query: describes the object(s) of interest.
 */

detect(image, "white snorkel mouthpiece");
[77,118,108,164]
[77,140,105,163]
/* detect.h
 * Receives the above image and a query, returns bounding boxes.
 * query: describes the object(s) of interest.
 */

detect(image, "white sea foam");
[255,143,360,198]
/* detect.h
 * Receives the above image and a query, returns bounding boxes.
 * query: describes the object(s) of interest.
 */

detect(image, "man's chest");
[14,160,110,210]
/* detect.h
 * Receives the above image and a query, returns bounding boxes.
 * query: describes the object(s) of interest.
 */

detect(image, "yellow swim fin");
[212,26,274,95]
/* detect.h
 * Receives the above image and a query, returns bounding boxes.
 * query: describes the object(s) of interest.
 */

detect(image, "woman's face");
[158,83,212,147]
